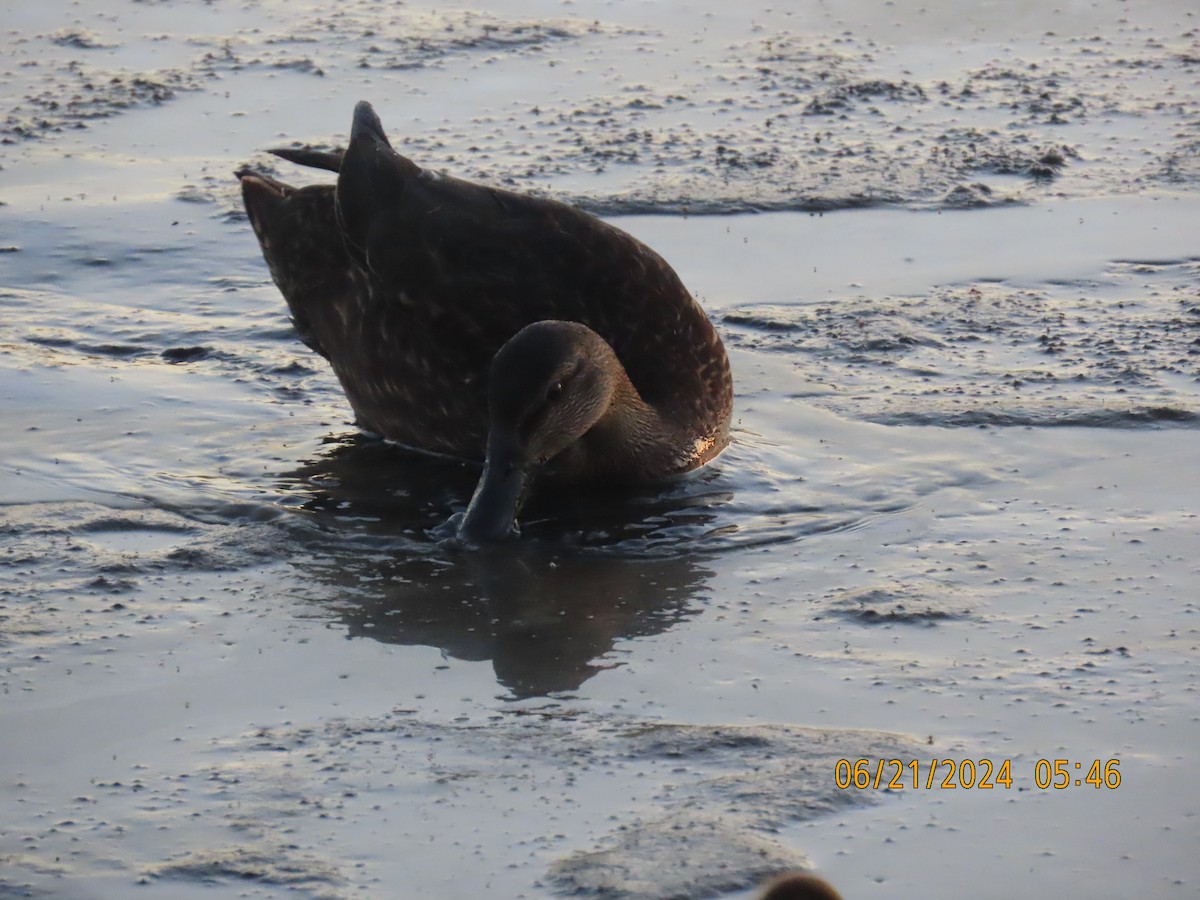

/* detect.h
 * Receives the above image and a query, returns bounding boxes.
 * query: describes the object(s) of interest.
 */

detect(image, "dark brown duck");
[238,101,732,540]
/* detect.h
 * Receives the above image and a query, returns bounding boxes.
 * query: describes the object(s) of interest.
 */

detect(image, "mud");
[4,2,1198,214]
[722,258,1200,426]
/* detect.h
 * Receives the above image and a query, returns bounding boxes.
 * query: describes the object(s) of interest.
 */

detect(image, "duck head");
[458,321,624,542]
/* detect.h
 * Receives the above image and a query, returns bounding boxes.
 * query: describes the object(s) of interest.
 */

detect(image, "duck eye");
[546,382,564,402]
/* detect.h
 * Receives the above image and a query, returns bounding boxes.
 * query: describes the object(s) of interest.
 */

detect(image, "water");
[2,1,1199,898]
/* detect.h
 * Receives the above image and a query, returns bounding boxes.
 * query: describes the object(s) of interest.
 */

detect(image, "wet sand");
[2,1,1199,897]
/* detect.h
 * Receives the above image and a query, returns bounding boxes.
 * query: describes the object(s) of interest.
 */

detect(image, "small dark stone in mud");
[760,872,845,900]
[160,346,211,363]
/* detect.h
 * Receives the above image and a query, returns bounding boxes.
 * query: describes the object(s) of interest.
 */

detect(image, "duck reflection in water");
[280,435,720,698]
[239,101,733,542]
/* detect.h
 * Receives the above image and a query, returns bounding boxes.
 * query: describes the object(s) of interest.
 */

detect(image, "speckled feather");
[239,106,732,482]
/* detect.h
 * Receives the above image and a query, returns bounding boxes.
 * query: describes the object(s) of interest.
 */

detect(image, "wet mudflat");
[2,1,1199,898]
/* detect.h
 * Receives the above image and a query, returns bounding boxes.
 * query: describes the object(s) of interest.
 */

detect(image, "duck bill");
[458,447,534,543]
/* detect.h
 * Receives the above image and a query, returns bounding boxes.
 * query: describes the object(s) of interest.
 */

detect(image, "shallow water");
[2,1,1199,898]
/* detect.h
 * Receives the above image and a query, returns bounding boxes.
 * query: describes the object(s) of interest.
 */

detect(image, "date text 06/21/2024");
[835,758,1122,791]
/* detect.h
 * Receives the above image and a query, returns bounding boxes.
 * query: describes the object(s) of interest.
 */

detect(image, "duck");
[238,101,732,541]
[758,872,845,900]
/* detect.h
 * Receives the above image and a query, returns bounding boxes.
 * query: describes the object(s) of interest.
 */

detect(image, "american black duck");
[238,101,732,540]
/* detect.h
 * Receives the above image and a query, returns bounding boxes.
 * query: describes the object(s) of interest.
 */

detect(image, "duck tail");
[337,101,421,266]
[352,100,389,145]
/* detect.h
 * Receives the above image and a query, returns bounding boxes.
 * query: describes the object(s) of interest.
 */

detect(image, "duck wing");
[239,170,367,364]
[240,167,464,449]
[336,102,731,431]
